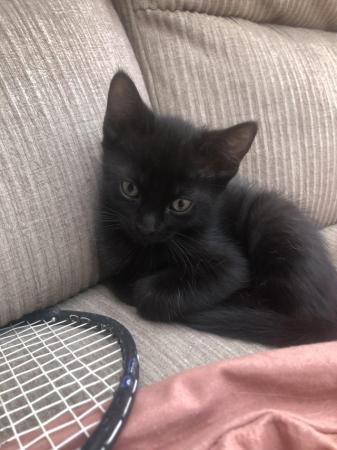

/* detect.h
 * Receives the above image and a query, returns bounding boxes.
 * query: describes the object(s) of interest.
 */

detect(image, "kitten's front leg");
[134,268,182,321]
[134,261,248,322]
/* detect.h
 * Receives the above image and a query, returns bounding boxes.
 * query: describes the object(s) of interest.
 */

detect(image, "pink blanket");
[115,342,337,449]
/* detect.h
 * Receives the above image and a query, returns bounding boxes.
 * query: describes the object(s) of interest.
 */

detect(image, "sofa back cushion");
[0,0,148,325]
[114,0,337,227]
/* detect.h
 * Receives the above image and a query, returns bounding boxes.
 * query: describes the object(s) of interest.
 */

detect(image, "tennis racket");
[0,307,139,450]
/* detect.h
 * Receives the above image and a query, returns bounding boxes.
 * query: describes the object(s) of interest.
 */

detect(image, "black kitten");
[99,71,337,347]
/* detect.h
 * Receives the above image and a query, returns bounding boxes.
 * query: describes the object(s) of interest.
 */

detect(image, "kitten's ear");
[103,71,153,139]
[197,121,257,177]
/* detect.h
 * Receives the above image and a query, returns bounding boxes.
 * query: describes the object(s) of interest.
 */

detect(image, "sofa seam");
[132,6,334,33]
[114,1,161,110]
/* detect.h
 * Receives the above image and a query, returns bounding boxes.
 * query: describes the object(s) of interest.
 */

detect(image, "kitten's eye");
[170,198,192,213]
[120,180,139,199]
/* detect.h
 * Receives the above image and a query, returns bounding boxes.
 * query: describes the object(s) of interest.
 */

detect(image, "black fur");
[98,71,337,347]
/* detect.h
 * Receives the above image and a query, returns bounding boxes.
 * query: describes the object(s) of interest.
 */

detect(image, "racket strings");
[0,321,81,378]
[0,319,124,449]
[0,333,117,397]
[15,321,96,442]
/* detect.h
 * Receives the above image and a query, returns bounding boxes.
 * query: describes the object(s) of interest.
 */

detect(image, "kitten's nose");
[137,214,157,235]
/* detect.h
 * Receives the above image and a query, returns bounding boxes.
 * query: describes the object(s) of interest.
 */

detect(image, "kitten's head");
[102,71,257,245]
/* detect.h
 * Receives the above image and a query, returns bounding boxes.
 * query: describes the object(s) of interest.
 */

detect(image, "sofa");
[1,0,336,387]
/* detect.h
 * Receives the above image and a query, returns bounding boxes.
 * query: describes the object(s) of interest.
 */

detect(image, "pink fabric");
[115,342,337,449]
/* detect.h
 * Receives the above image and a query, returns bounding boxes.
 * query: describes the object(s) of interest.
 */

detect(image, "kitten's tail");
[182,306,337,347]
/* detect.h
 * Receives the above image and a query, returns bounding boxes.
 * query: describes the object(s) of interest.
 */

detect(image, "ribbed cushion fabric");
[114,0,337,230]
[0,0,149,325]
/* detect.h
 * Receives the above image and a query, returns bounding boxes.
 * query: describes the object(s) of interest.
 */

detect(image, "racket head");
[0,307,139,450]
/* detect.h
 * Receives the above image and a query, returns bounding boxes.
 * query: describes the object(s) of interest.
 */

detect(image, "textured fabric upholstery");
[114,0,337,229]
[0,0,149,325]
[61,284,265,385]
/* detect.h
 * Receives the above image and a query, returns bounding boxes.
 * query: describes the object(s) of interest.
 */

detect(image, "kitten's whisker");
[176,287,184,318]
[171,239,194,275]
[100,217,120,223]
[101,206,128,221]
[175,232,202,246]
[168,245,180,266]
[175,234,220,277]
[115,247,139,269]
[169,241,187,274]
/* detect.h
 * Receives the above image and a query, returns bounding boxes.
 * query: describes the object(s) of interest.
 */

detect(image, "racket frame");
[1,307,139,450]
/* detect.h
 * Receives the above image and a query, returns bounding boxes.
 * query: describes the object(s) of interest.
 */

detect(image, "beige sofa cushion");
[0,0,149,326]
[114,0,337,229]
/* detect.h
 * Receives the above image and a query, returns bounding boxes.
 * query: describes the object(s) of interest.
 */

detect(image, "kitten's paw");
[137,299,173,322]
[134,274,178,322]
